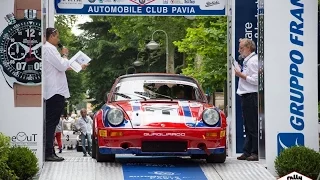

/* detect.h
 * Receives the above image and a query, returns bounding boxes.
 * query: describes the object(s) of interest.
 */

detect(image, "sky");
[71,15,92,36]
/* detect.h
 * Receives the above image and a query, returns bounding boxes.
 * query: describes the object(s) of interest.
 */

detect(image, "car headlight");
[202,108,220,126]
[107,108,124,126]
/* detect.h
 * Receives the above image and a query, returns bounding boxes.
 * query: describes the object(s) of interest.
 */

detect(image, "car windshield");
[111,76,204,102]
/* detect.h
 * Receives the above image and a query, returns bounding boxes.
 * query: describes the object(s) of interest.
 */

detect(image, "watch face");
[0,18,41,84]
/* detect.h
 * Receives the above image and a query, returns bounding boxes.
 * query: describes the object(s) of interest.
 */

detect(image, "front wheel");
[206,150,226,163]
[95,139,115,162]
[91,135,96,159]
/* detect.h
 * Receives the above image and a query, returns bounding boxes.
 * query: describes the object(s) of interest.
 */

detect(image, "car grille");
[141,141,188,152]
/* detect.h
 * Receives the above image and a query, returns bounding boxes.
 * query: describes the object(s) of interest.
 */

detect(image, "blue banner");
[234,0,258,153]
[54,0,226,15]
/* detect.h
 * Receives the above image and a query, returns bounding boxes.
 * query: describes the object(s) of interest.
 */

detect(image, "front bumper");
[96,128,226,155]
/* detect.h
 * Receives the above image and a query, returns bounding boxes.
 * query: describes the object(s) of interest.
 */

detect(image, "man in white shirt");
[75,108,93,157]
[234,38,259,161]
[43,27,88,161]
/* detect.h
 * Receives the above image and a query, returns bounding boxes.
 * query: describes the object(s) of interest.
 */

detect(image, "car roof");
[118,73,197,82]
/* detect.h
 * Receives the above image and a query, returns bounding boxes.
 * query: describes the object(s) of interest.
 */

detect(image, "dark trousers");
[241,92,258,156]
[45,94,65,157]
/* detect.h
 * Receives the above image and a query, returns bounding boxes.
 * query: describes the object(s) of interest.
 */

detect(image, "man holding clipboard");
[233,38,259,161]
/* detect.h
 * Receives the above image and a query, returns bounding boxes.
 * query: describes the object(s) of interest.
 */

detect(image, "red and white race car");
[91,73,227,163]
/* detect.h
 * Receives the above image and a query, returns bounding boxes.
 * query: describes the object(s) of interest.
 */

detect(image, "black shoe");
[45,155,64,162]
[237,154,249,160]
[53,153,65,160]
[246,154,258,161]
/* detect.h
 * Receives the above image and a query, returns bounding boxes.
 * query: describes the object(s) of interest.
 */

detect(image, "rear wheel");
[206,150,226,163]
[95,139,116,162]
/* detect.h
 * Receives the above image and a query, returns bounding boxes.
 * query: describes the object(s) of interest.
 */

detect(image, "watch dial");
[0,18,41,84]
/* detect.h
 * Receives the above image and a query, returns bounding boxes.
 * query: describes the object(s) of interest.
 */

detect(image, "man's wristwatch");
[0,0,41,107]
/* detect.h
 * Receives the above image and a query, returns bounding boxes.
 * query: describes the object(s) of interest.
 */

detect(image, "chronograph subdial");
[8,42,27,60]
[31,42,42,60]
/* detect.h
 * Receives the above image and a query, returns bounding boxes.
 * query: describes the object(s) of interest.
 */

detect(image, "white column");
[46,0,55,28]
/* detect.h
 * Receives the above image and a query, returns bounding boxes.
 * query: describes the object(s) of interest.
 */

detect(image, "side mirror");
[205,93,210,102]
[104,92,110,102]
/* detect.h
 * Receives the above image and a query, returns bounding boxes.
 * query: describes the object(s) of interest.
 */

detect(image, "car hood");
[114,100,206,128]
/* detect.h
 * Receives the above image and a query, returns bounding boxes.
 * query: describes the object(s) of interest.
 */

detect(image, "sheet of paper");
[68,51,91,73]
[231,56,241,71]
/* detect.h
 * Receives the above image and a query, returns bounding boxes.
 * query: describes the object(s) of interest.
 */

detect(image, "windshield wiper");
[113,92,147,101]
[134,91,173,101]
[113,92,131,99]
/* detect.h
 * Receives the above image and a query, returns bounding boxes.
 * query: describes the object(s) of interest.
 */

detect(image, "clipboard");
[229,56,236,68]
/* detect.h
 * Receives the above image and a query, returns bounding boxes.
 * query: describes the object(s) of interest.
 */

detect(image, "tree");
[101,16,192,73]
[174,17,228,94]
[76,16,228,109]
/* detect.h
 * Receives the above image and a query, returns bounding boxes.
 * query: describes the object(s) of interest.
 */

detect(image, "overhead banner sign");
[54,0,226,15]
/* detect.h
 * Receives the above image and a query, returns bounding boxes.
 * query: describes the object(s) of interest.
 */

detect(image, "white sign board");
[264,0,318,175]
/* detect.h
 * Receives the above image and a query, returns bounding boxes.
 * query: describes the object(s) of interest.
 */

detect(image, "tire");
[95,139,115,162]
[91,135,96,159]
[206,150,227,163]
[190,154,207,159]
[76,141,82,152]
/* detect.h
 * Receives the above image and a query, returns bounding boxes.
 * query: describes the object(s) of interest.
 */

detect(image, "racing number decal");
[66,135,69,141]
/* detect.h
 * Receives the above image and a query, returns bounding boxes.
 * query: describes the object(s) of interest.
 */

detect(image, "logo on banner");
[88,0,96,3]
[130,0,156,5]
[148,171,181,176]
[163,0,168,3]
[11,132,38,153]
[278,171,312,180]
[184,0,195,4]
[277,133,304,155]
[205,0,220,7]
[170,0,183,4]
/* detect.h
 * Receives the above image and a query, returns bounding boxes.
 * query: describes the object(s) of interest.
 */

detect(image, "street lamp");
[133,51,145,67]
[146,30,169,73]
[125,66,136,74]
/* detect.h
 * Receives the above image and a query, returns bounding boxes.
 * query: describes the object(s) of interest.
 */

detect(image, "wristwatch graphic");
[0,0,42,107]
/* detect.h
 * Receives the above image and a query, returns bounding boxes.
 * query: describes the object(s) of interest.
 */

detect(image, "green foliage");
[0,161,18,180]
[174,17,227,93]
[0,133,18,180]
[7,146,39,180]
[274,146,320,179]
[0,132,10,162]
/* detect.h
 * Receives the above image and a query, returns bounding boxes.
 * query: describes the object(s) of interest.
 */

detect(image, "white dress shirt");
[43,42,70,100]
[236,52,258,95]
[75,116,93,135]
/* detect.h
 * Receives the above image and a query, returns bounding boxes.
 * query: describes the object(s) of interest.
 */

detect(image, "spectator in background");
[75,109,93,157]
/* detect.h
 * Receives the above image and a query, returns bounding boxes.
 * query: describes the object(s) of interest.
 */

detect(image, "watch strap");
[14,0,41,19]
[14,84,42,107]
